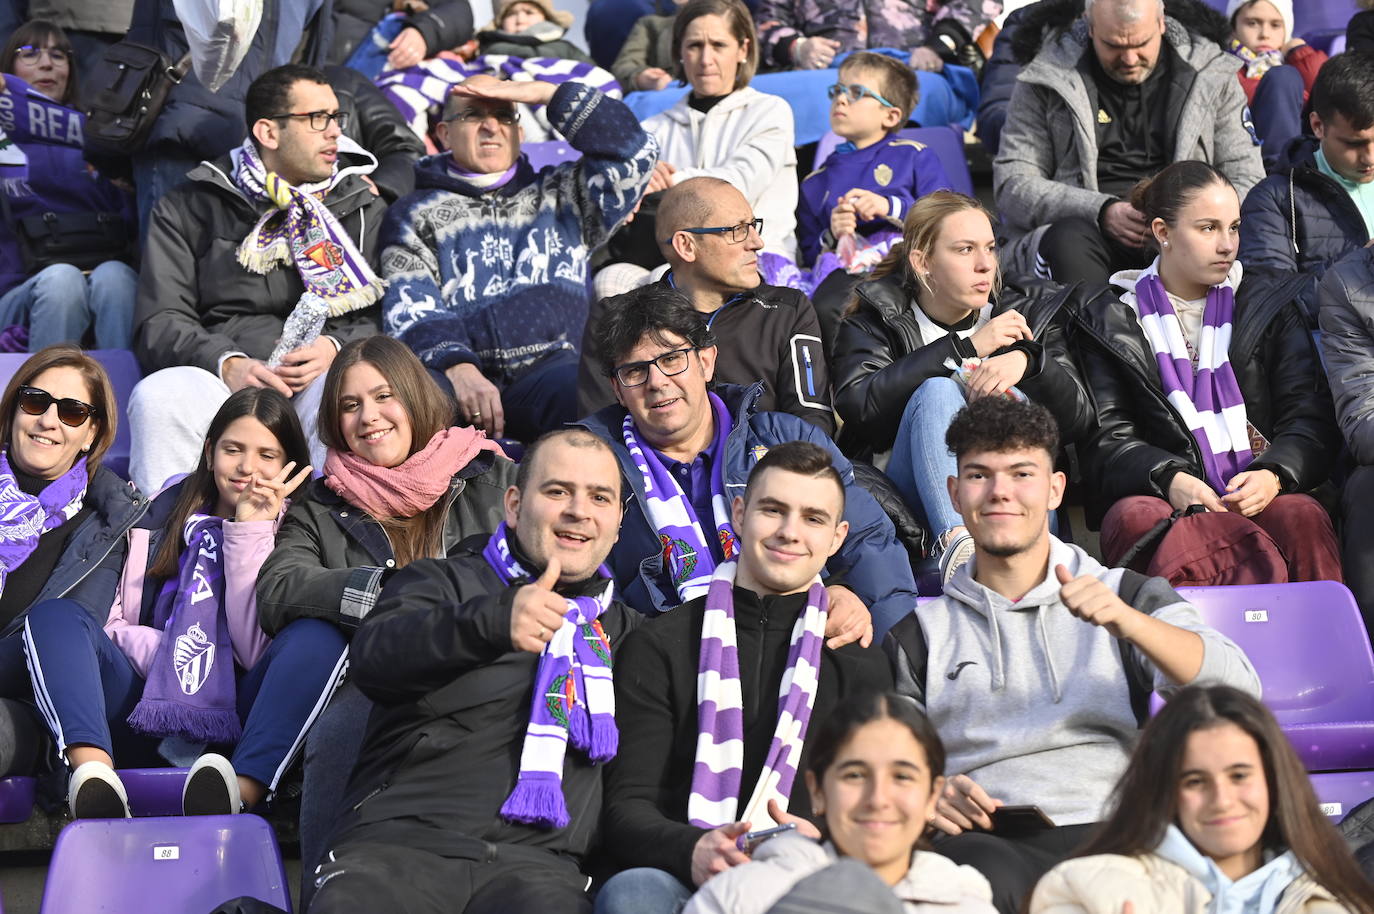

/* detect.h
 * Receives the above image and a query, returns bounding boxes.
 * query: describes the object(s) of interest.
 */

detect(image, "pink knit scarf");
[324,426,502,519]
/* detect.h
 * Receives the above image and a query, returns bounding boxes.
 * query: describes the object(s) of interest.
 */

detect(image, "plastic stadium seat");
[118,767,190,818]
[814,125,975,197]
[1309,770,1374,823]
[1302,29,1347,56]
[0,776,34,824]
[40,815,292,914]
[1176,581,1374,771]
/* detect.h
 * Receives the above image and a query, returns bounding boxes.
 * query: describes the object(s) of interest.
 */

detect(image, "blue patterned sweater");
[379,82,657,383]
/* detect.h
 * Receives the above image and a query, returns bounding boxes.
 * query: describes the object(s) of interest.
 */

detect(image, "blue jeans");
[886,377,966,538]
[133,152,200,246]
[0,261,137,350]
[593,868,693,914]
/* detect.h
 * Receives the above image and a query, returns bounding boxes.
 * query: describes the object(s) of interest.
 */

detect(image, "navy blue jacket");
[1238,136,1369,328]
[575,382,918,638]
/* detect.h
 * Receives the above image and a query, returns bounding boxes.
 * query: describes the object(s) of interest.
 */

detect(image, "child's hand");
[842,189,889,221]
[830,200,857,239]
[636,67,672,91]
[1282,37,1306,53]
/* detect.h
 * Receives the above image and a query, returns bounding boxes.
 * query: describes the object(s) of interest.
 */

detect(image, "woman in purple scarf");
[23,388,348,820]
[1070,160,1343,586]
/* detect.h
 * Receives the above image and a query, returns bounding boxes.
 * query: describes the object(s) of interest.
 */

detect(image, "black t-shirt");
[1086,43,1177,199]
[0,468,93,630]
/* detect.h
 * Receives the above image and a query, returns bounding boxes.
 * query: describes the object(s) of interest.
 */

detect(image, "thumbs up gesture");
[510,558,569,654]
[1055,564,1137,640]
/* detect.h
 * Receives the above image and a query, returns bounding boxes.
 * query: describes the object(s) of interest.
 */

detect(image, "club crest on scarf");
[174,622,216,696]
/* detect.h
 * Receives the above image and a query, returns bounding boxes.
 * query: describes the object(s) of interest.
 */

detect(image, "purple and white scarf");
[0,449,86,597]
[1228,38,1284,80]
[1133,260,1253,493]
[482,523,617,829]
[688,561,828,830]
[231,137,386,316]
[622,392,738,603]
[127,515,241,745]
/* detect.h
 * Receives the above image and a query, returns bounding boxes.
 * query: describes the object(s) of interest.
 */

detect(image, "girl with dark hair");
[685,692,996,914]
[1071,160,1343,585]
[21,387,346,820]
[1030,685,1374,913]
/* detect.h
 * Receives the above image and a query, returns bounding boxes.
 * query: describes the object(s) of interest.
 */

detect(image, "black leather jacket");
[1068,272,1341,527]
[833,272,1098,454]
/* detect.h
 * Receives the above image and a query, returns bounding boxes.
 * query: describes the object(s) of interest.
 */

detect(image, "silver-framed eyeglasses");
[15,45,69,65]
[611,347,696,387]
[662,218,764,246]
[447,107,521,126]
[271,109,350,131]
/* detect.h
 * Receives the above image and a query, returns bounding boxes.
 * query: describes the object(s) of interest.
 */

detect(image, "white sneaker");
[938,531,977,587]
[182,753,242,816]
[68,761,130,819]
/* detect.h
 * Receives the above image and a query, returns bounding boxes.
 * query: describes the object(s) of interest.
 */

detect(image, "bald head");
[657,178,751,258]
[1086,0,1166,85]
[1084,0,1164,22]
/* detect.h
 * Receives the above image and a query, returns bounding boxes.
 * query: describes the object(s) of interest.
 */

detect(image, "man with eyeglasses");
[574,285,918,641]
[379,73,657,445]
[578,177,833,435]
[128,64,387,493]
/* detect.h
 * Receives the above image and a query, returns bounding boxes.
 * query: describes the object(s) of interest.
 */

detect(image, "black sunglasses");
[17,386,99,427]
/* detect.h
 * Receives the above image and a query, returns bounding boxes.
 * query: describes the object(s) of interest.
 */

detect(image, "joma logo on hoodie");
[946,661,979,680]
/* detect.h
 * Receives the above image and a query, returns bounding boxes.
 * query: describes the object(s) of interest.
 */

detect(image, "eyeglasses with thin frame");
[610,347,697,388]
[827,83,896,108]
[446,107,521,126]
[15,45,69,65]
[660,218,764,246]
[271,110,350,132]
[17,386,99,427]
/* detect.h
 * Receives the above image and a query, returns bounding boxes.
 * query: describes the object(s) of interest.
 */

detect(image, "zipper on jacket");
[751,599,769,716]
[351,780,389,811]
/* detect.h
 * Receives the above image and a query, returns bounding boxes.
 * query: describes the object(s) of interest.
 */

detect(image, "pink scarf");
[324,426,502,518]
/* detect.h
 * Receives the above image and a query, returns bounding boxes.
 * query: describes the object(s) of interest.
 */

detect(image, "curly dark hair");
[591,284,716,376]
[945,397,1059,464]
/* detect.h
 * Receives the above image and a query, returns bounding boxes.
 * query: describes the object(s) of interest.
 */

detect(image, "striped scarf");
[1133,261,1252,493]
[482,523,617,829]
[688,561,827,830]
[1228,38,1284,80]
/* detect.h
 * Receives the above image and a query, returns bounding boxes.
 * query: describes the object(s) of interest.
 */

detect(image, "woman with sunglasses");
[0,19,137,353]
[0,345,144,777]
[21,387,349,819]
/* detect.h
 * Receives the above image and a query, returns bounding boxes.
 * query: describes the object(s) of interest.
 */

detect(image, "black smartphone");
[989,805,1056,835]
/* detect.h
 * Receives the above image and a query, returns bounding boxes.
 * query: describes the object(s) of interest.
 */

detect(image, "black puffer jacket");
[832,272,1098,455]
[1069,272,1341,527]
[328,0,475,65]
[326,65,426,203]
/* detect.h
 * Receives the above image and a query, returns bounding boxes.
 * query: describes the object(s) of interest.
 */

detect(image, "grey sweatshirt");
[891,538,1260,825]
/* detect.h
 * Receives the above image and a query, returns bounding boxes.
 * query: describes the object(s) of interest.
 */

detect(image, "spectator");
[253,336,515,903]
[379,75,655,443]
[1072,162,1342,583]
[579,179,834,433]
[330,0,475,69]
[305,429,637,914]
[0,21,137,352]
[476,0,592,61]
[25,388,346,819]
[832,192,1095,582]
[683,691,996,914]
[1350,1,1374,55]
[886,396,1260,914]
[994,0,1264,285]
[324,64,427,203]
[596,442,894,914]
[576,287,918,636]
[6,0,134,73]
[0,346,143,778]
[1029,685,1374,914]
[1226,0,1326,169]
[126,64,386,495]
[612,0,683,92]
[1242,51,1374,327]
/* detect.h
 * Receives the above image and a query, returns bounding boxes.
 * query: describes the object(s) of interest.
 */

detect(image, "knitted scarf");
[622,392,738,603]
[324,426,502,519]
[1228,38,1284,80]
[444,158,518,193]
[127,515,241,744]
[1133,262,1253,493]
[0,449,86,597]
[231,137,385,316]
[482,522,617,829]
[688,561,828,830]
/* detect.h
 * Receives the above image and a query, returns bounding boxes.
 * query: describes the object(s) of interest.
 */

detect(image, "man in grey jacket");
[885,396,1259,914]
[993,0,1263,284]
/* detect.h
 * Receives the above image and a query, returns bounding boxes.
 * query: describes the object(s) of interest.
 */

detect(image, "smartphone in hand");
[737,822,798,853]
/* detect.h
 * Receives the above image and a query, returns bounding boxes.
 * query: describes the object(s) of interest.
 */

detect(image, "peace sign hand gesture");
[235,461,313,523]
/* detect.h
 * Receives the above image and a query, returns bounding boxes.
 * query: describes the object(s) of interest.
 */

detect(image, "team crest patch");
[583,621,612,666]
[545,672,578,729]
[660,534,698,585]
[303,239,345,271]
[174,623,216,696]
[1097,108,1111,124]
[750,445,769,464]
[718,528,738,560]
[873,163,893,187]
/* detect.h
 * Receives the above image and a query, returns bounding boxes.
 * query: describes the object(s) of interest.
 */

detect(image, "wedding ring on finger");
[538,626,547,640]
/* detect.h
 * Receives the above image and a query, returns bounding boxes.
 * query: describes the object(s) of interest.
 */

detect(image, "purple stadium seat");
[118,767,191,818]
[814,125,975,197]
[40,815,292,914]
[1176,582,1374,771]
[0,776,34,824]
[524,140,581,172]
[1200,0,1358,35]
[1309,769,1374,823]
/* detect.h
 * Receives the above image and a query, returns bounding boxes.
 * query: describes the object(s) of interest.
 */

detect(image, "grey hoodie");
[891,538,1260,825]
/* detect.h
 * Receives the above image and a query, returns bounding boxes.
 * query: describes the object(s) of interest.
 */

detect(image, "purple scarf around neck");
[0,449,86,597]
[127,514,241,745]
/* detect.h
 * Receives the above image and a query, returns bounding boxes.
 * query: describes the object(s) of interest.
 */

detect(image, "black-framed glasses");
[827,83,896,108]
[15,45,69,65]
[272,110,349,132]
[17,386,99,427]
[610,347,696,387]
[662,218,764,246]
[446,107,520,126]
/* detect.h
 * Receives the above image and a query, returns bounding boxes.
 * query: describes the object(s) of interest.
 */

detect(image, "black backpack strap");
[1116,569,1152,727]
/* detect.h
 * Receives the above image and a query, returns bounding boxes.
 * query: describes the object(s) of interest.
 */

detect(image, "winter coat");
[1069,268,1341,527]
[753,0,994,70]
[685,836,996,914]
[644,88,798,260]
[1234,43,1325,105]
[993,14,1264,277]
[1030,852,1350,914]
[29,0,135,34]
[477,22,592,61]
[1319,247,1374,467]
[573,382,919,637]
[379,83,656,384]
[611,12,675,92]
[325,65,426,203]
[328,0,474,66]
[602,584,893,884]
[255,450,516,637]
[833,272,1099,454]
[577,274,834,434]
[1239,136,1369,327]
[132,147,385,376]
[331,537,638,860]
